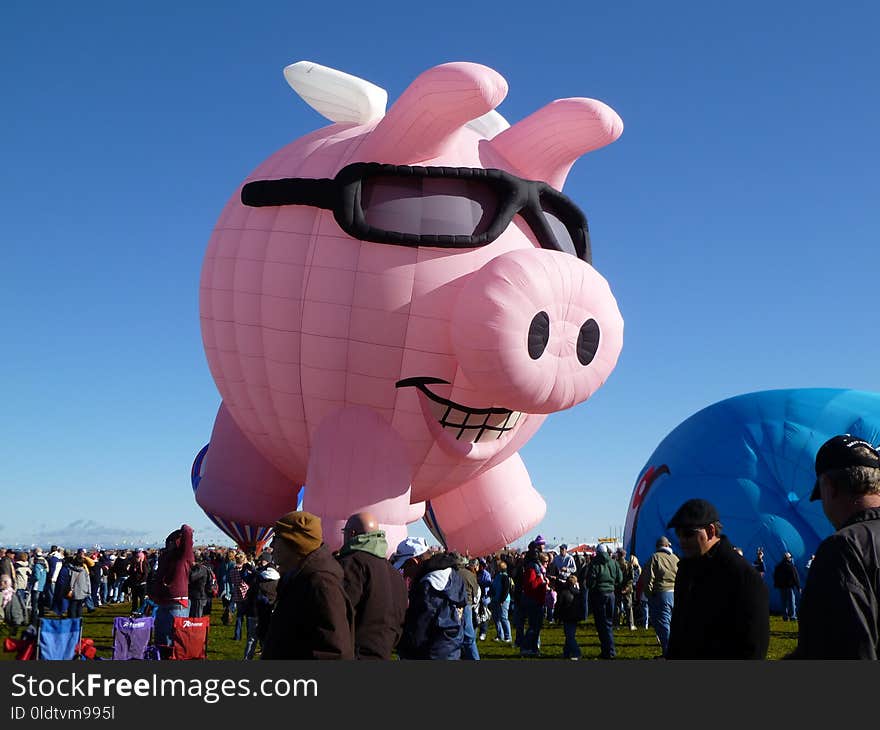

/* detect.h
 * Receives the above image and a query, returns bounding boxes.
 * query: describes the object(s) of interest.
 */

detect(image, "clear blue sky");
[2,2,878,549]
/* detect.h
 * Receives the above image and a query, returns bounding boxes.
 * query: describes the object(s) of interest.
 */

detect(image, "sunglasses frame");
[241,162,592,264]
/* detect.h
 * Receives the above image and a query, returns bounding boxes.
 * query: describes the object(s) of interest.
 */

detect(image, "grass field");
[2,600,799,660]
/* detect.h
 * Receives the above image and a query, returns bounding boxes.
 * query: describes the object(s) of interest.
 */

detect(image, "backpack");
[254,581,272,606]
[509,564,523,601]
[7,592,29,627]
[496,573,513,603]
[29,562,48,591]
[206,568,218,598]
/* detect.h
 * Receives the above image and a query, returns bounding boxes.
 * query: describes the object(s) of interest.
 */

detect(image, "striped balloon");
[190,442,274,553]
[206,514,274,555]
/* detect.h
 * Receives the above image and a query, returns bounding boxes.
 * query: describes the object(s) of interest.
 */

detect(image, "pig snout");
[451,248,623,414]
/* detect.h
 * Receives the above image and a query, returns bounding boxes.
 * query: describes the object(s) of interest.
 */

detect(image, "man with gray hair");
[788,435,880,659]
[642,535,678,656]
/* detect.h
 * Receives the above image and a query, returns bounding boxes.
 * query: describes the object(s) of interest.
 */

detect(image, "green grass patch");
[3,602,799,660]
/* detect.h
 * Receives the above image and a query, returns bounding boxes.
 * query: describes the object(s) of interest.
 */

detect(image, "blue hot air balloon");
[623,388,880,612]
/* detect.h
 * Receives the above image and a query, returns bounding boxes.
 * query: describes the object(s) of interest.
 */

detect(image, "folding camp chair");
[3,625,37,660]
[111,616,155,660]
[36,617,82,660]
[170,615,209,660]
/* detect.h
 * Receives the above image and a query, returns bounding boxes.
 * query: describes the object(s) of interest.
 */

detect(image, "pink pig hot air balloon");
[195,60,625,555]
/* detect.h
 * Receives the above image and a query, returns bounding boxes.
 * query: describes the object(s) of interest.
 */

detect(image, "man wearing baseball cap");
[664,498,769,659]
[584,543,624,659]
[518,536,550,656]
[261,511,354,660]
[788,435,880,659]
[641,535,678,655]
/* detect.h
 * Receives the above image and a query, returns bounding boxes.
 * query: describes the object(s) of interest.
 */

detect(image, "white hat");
[596,543,609,555]
[392,536,429,570]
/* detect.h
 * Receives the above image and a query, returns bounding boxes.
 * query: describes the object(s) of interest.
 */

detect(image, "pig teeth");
[421,387,520,443]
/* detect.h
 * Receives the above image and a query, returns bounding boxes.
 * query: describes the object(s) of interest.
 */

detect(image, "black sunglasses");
[241,162,592,264]
[675,527,706,538]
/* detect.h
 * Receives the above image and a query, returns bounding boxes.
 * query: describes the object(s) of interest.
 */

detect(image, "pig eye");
[577,319,600,366]
[528,311,550,359]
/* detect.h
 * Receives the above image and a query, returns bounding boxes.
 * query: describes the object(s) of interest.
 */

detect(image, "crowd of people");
[0,545,161,627]
[2,433,879,660]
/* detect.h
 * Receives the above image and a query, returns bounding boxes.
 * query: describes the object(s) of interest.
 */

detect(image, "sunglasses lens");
[541,206,579,258]
[361,175,499,238]
[538,193,590,262]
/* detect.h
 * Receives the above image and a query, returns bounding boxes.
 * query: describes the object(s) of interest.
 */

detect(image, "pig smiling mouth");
[396,377,522,444]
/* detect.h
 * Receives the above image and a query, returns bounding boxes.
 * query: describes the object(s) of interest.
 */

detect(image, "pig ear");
[489,98,623,189]
[283,61,387,124]
[356,62,508,163]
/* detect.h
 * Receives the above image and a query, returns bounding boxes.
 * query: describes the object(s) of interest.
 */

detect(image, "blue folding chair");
[36,617,82,660]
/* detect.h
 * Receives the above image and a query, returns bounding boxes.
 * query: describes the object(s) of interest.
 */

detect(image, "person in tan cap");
[641,535,678,657]
[261,511,354,660]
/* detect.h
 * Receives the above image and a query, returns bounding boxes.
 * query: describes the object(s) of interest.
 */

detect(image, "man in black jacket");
[665,498,769,659]
[788,435,880,659]
[772,553,801,621]
[336,512,407,660]
[187,554,212,618]
[242,553,279,660]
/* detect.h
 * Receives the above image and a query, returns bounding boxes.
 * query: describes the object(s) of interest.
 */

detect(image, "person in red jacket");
[149,524,194,658]
[519,537,550,657]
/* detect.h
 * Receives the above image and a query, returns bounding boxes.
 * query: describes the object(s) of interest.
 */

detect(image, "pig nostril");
[577,319,601,366]
[528,311,550,360]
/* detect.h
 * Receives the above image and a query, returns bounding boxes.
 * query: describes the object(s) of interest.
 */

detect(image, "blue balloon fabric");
[623,388,880,612]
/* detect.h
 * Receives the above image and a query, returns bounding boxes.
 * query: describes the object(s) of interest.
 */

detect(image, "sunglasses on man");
[241,162,592,264]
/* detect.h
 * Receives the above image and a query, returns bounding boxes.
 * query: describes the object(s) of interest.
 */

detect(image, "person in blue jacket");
[29,550,48,618]
[398,552,467,660]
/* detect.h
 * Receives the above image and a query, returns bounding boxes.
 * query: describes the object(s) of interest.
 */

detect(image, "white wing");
[466,109,510,138]
[283,61,387,124]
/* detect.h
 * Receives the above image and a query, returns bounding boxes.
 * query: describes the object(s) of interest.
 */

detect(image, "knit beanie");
[274,511,322,556]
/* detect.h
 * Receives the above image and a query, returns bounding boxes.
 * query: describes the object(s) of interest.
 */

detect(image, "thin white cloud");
[6,519,238,550]
[11,521,163,549]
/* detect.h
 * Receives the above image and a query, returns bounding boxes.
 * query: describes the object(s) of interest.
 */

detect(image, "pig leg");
[195,403,302,528]
[426,452,546,555]
[303,405,413,554]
